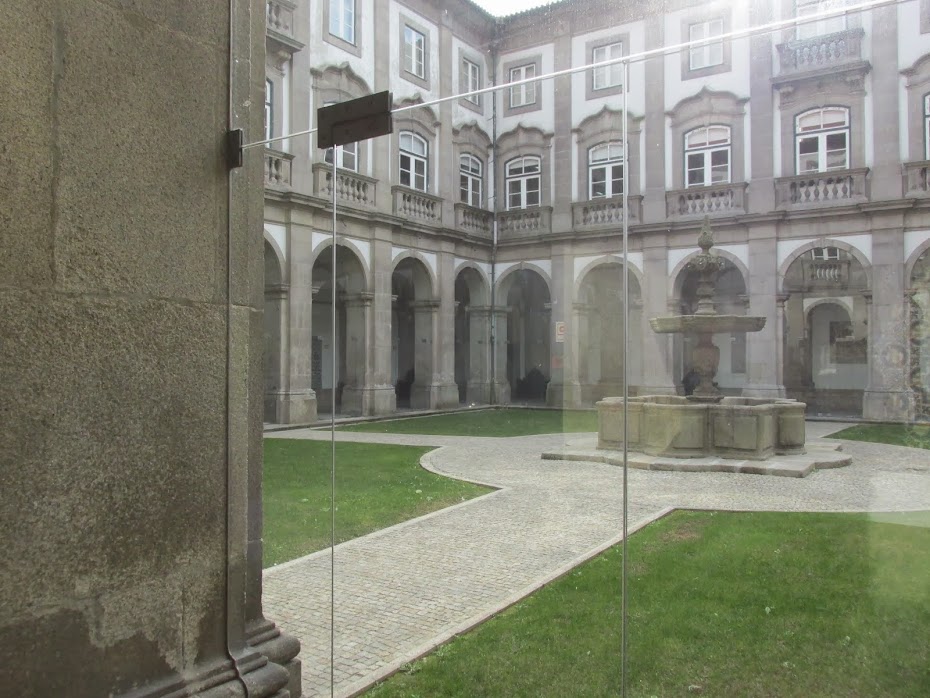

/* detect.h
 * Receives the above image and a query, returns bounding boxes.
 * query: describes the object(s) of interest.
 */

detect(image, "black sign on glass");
[317,91,393,150]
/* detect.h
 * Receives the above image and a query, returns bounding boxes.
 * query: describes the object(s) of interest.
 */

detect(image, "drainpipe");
[489,33,500,404]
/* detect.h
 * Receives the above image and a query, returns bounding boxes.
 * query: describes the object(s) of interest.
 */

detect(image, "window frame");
[688,19,725,71]
[795,107,850,175]
[264,79,274,143]
[323,0,360,56]
[587,142,624,200]
[924,94,930,160]
[684,126,732,188]
[403,25,426,79]
[459,154,483,208]
[505,156,542,211]
[509,64,537,109]
[397,15,430,90]
[795,0,847,41]
[462,57,481,105]
[592,42,623,92]
[679,11,732,80]
[399,131,429,192]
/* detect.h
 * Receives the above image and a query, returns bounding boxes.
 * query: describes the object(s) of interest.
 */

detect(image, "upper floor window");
[689,19,724,70]
[264,79,274,142]
[509,64,537,108]
[322,101,357,171]
[329,0,355,45]
[462,58,481,105]
[592,42,623,91]
[399,131,428,191]
[796,107,849,174]
[506,156,541,210]
[588,143,624,198]
[796,0,846,40]
[685,126,731,187]
[460,155,483,207]
[924,94,930,160]
[404,26,426,79]
[812,246,840,260]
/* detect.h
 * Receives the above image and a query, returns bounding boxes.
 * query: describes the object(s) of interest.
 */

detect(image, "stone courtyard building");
[263,0,930,424]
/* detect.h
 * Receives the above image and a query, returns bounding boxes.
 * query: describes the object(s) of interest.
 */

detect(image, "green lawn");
[262,439,492,567]
[366,510,930,698]
[339,408,598,437]
[828,423,930,450]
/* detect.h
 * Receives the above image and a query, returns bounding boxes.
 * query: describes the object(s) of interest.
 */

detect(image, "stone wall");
[0,1,299,695]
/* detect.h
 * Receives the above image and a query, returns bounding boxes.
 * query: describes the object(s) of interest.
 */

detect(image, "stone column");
[629,298,645,389]
[775,293,789,391]
[341,292,373,415]
[573,303,591,400]
[264,282,288,422]
[863,222,914,419]
[435,251,460,408]
[411,299,439,409]
[281,232,318,423]
[597,301,625,399]
[640,239,677,393]
[641,14,666,223]
[370,233,397,414]
[466,306,493,404]
[491,306,511,404]
[744,231,786,397]
[546,250,582,406]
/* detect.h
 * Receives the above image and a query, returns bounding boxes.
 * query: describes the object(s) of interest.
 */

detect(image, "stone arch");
[805,296,855,319]
[454,266,492,404]
[498,268,552,402]
[311,243,369,416]
[573,256,645,300]
[496,262,552,299]
[392,256,438,408]
[906,238,930,287]
[263,228,286,275]
[778,238,872,293]
[310,237,372,291]
[669,248,749,299]
[908,246,930,419]
[452,260,491,294]
[576,262,644,402]
[391,251,437,299]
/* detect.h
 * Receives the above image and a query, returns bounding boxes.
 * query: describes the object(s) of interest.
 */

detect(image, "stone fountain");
[542,219,851,477]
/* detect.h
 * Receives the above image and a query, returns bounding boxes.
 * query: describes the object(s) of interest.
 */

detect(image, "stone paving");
[262,422,930,697]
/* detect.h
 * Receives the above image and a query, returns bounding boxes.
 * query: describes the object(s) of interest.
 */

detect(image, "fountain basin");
[650,315,766,334]
[597,395,806,460]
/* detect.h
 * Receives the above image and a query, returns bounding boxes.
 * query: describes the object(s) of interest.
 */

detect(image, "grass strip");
[339,408,598,437]
[263,439,492,568]
[367,510,930,698]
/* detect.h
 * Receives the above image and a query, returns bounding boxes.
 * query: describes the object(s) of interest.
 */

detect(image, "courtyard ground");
[262,421,930,697]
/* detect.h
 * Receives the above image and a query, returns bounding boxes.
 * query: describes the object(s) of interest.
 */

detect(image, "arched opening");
[311,244,367,416]
[502,269,551,402]
[673,258,748,394]
[454,267,489,404]
[263,240,284,423]
[577,263,643,403]
[782,246,869,416]
[392,257,434,409]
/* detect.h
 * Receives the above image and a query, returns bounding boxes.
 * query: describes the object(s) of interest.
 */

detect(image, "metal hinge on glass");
[316,91,393,150]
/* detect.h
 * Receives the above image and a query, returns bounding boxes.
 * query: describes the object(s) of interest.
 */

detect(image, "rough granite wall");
[0,1,299,696]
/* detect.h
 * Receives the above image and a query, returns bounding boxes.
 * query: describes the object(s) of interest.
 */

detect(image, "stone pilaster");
[546,252,581,407]
[744,230,786,397]
[341,292,374,415]
[640,240,676,394]
[370,234,397,415]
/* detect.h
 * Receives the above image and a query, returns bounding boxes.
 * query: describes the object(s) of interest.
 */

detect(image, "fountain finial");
[697,216,714,253]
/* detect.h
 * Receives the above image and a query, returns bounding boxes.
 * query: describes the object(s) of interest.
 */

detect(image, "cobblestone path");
[262,423,930,697]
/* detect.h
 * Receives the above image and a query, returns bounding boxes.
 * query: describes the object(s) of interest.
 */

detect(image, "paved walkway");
[262,423,930,697]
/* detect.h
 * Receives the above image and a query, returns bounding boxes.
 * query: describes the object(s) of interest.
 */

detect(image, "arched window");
[506,156,541,210]
[796,107,849,174]
[684,126,730,187]
[588,143,623,198]
[399,131,428,191]
[459,155,483,207]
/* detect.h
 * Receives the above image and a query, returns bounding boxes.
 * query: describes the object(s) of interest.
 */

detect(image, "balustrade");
[666,183,746,218]
[312,164,377,207]
[392,186,442,223]
[571,197,641,231]
[776,28,864,75]
[264,149,293,187]
[904,161,930,197]
[774,169,869,208]
[498,207,552,238]
[454,203,493,239]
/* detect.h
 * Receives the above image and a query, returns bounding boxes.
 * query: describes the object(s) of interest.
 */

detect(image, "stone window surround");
[680,6,732,81]
[667,90,746,190]
[902,54,930,162]
[495,127,553,211]
[777,80,864,175]
[502,54,543,118]
[399,13,431,91]
[573,108,642,201]
[584,33,629,102]
[923,0,930,35]
[323,0,361,58]
[458,47,485,115]
[453,124,493,208]
[311,66,373,174]
[392,103,439,193]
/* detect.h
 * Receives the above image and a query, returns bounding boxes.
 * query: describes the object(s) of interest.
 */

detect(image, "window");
[399,132,428,191]
[795,107,849,174]
[462,57,481,105]
[404,26,425,79]
[924,94,930,160]
[588,143,624,199]
[509,64,537,108]
[592,42,623,91]
[264,79,273,142]
[685,126,731,187]
[459,155,483,207]
[506,156,541,210]
[812,246,841,260]
[689,19,724,70]
[324,144,357,171]
[329,0,355,45]
[796,0,846,40]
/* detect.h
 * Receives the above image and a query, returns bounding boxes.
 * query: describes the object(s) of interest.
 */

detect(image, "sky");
[470,0,552,16]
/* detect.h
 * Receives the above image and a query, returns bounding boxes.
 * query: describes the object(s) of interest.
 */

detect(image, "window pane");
[799,137,819,155]
[711,149,729,166]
